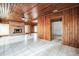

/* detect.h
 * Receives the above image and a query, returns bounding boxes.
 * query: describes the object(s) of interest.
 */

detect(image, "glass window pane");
[0,24,9,35]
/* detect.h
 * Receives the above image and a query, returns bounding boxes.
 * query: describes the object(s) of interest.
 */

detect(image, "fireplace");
[13,29,22,33]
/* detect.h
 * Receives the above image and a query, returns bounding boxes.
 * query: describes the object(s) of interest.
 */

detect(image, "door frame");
[50,17,62,40]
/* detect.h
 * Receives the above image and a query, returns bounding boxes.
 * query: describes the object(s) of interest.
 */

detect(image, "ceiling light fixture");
[52,9,59,13]
[21,12,29,22]
[52,9,63,13]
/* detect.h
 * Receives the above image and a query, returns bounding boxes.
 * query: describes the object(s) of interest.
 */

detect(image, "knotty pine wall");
[38,15,45,39]
[44,14,51,40]
[38,6,79,48]
[62,6,79,48]
[38,14,51,40]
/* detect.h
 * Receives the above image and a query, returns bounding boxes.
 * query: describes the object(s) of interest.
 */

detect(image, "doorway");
[51,18,62,42]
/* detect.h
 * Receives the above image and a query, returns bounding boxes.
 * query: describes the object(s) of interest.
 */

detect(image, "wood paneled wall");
[38,6,79,48]
[38,12,62,41]
[38,14,51,40]
[62,6,79,48]
[38,15,45,39]
[44,14,51,40]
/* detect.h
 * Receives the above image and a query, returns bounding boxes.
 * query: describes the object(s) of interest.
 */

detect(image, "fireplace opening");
[13,29,22,33]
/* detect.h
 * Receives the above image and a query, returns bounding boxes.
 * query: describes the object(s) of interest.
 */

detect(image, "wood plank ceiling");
[0,3,79,22]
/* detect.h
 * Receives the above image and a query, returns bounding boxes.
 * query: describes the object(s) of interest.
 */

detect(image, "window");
[0,23,9,35]
[25,25,30,33]
[34,25,37,32]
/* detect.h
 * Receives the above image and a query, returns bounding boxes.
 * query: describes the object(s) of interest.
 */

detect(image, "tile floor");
[0,35,79,56]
